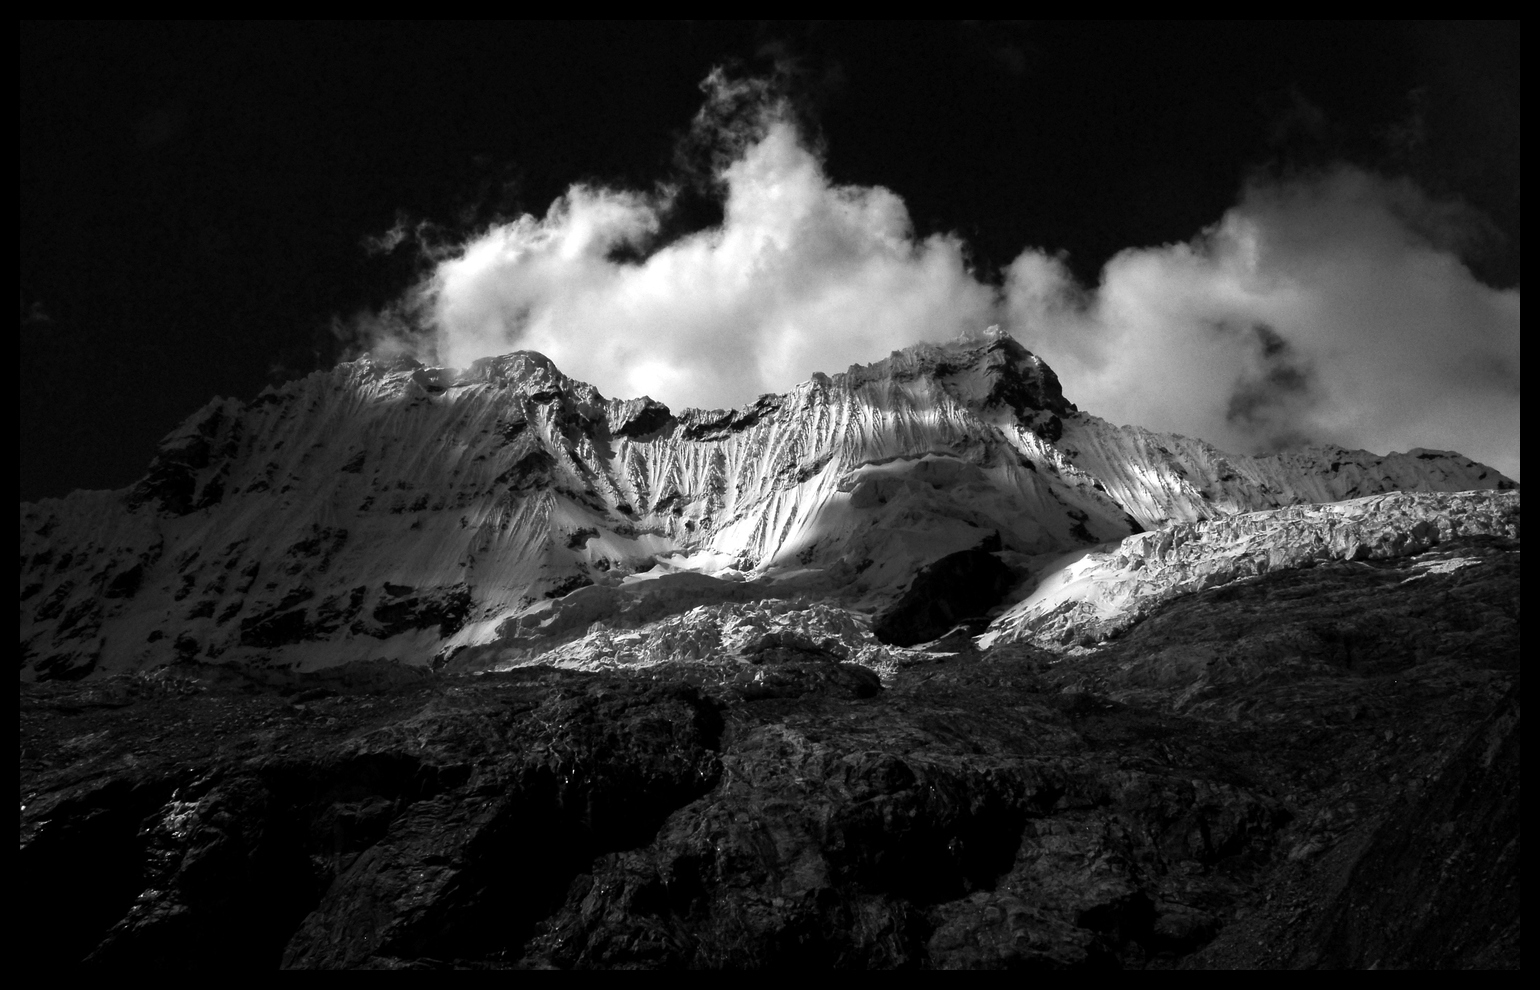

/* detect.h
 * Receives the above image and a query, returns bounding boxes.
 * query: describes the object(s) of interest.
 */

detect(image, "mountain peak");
[19,330,1515,683]
[836,327,1075,439]
[347,349,609,406]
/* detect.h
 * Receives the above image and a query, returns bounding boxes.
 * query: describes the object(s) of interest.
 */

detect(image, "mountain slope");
[19,526,1519,969]
[981,489,1522,651]
[1052,414,1512,530]
[18,329,1516,681]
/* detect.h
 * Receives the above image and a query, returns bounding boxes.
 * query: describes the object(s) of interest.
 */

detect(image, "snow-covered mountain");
[1049,416,1513,531]
[980,489,1522,651]
[19,328,1516,681]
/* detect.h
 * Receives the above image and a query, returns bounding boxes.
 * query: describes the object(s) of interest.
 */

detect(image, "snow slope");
[1053,415,1512,530]
[19,328,1517,680]
[980,489,1522,650]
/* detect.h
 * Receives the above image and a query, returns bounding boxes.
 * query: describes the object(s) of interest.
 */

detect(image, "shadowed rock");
[871,546,1015,647]
[17,536,1519,968]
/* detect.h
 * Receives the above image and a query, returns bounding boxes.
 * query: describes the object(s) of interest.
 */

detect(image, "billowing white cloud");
[366,77,1519,481]
[1006,167,1521,480]
[416,78,994,412]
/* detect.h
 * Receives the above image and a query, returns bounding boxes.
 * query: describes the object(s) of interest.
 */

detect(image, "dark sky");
[19,21,1519,502]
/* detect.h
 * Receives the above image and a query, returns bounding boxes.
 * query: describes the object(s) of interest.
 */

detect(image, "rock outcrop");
[870,542,1014,646]
[19,528,1518,968]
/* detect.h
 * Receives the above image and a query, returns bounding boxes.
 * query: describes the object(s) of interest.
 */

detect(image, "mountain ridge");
[19,328,1516,682]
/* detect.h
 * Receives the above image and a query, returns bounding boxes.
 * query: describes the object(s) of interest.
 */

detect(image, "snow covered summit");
[19,329,1515,680]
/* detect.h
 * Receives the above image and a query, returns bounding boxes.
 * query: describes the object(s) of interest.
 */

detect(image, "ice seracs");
[979,489,1522,651]
[18,329,1518,680]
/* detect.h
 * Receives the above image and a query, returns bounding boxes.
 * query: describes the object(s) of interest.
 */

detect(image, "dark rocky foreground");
[19,536,1519,969]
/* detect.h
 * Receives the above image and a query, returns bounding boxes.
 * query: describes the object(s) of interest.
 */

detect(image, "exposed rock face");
[18,330,1512,681]
[870,544,1014,646]
[19,532,1518,969]
[1305,682,1519,970]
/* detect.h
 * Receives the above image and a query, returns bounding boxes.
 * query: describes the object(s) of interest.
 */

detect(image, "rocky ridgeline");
[18,330,1515,682]
[1052,415,1515,531]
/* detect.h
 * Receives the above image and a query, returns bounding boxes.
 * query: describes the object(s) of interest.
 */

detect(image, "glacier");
[18,327,1517,680]
[980,489,1522,651]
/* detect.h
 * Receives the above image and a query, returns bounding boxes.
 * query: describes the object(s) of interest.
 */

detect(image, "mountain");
[18,328,1514,682]
[18,329,1520,970]
[20,513,1520,970]
[982,488,1522,651]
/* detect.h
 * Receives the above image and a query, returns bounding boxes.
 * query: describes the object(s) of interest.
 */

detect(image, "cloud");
[361,73,1520,481]
[409,71,994,411]
[1005,167,1521,481]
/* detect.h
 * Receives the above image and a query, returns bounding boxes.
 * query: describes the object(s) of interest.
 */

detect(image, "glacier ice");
[18,328,1518,680]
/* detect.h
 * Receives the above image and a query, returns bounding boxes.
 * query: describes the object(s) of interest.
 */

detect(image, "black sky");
[19,21,1519,502]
